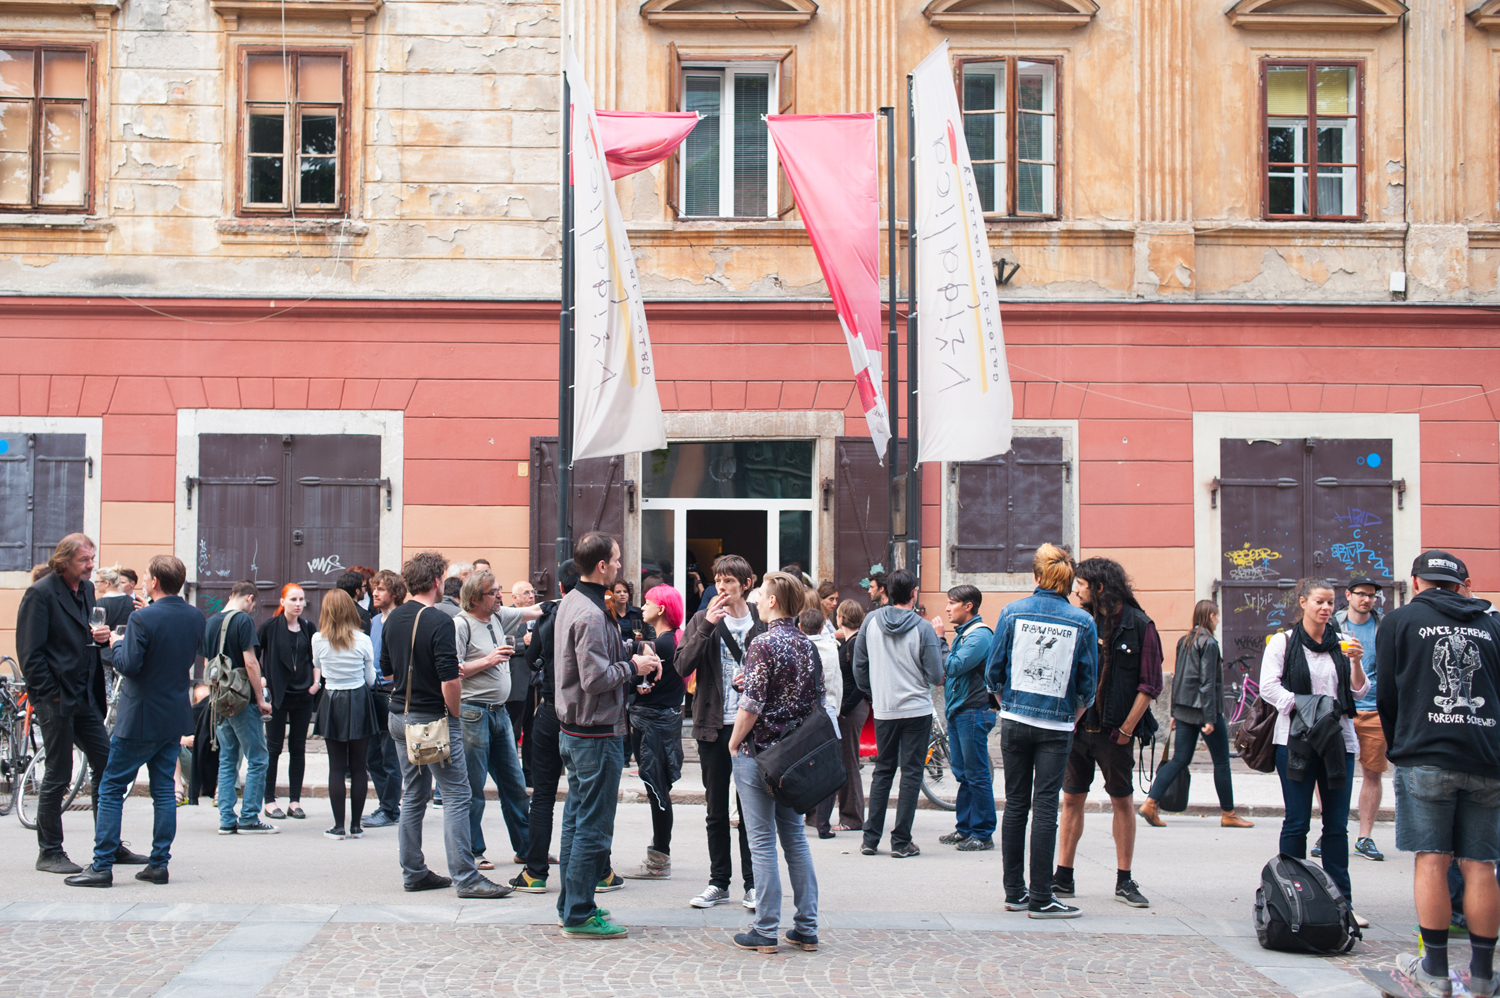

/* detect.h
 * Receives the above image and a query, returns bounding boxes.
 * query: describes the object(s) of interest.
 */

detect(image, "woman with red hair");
[256,584,320,820]
[621,583,687,881]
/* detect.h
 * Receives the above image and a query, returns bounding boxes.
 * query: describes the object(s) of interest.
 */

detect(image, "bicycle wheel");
[0,723,17,817]
[62,746,89,811]
[920,714,956,811]
[17,748,44,829]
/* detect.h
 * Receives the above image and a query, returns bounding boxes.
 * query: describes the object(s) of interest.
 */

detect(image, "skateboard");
[1357,966,1473,997]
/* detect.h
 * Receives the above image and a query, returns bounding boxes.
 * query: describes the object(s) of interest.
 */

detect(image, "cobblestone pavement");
[0,921,230,998]
[255,924,1296,998]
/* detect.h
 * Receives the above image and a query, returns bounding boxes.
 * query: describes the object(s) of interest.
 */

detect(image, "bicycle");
[1222,652,1262,745]
[918,688,997,811]
[16,667,118,829]
[0,663,37,816]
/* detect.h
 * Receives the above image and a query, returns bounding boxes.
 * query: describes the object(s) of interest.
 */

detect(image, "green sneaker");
[561,912,628,938]
[556,907,610,926]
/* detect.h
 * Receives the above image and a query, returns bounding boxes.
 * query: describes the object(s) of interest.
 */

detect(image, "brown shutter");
[777,47,796,217]
[665,42,682,220]
[528,437,628,599]
[30,434,88,570]
[833,436,903,611]
[950,436,1066,575]
[196,434,287,617]
[287,433,383,620]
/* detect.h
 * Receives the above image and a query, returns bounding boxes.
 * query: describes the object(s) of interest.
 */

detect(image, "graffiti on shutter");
[290,434,383,620]
[0,433,87,573]
[527,438,626,599]
[833,437,904,611]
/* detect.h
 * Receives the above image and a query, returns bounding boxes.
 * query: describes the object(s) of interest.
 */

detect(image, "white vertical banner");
[566,43,668,462]
[911,40,1014,463]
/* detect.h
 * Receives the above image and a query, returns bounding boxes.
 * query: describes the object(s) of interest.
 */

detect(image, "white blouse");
[312,631,376,690]
[1259,631,1366,752]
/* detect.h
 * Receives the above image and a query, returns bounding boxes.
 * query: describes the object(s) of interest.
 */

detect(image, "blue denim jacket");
[985,588,1098,725]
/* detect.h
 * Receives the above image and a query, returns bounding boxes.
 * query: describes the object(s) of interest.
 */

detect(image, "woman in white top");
[312,589,380,840]
[1260,577,1369,913]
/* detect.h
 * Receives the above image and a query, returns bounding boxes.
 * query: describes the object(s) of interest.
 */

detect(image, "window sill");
[0,214,113,241]
[630,219,808,248]
[1194,220,1405,247]
[216,218,368,243]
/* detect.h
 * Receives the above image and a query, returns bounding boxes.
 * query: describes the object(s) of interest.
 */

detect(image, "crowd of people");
[11,531,1500,983]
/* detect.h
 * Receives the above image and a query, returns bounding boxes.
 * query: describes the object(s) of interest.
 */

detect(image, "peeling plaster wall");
[0,0,561,298]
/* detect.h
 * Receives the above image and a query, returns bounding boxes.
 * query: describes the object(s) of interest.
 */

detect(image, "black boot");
[36,851,82,874]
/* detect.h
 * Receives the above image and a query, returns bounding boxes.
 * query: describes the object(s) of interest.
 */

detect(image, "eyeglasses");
[1348,590,1378,599]
[485,589,503,597]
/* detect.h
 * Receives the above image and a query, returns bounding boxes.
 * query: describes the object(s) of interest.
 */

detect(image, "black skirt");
[315,686,381,742]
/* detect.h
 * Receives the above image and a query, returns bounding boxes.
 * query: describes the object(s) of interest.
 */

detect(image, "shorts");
[1062,726,1135,799]
[1394,765,1500,861]
[1352,712,1388,773]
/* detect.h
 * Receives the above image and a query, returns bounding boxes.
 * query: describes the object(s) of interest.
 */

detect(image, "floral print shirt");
[738,616,826,755]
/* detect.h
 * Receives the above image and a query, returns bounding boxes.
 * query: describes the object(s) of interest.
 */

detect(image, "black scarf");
[1281,621,1356,718]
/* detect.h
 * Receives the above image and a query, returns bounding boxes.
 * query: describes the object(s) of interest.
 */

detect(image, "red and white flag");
[911,41,1013,462]
[566,44,668,461]
[765,114,891,459]
[596,111,700,180]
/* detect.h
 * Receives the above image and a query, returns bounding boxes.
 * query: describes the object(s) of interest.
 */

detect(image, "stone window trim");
[940,420,1078,593]
[954,54,1063,221]
[1474,0,1500,30]
[0,41,96,214]
[1260,57,1365,222]
[640,0,816,30]
[1227,0,1405,32]
[0,0,118,29]
[922,0,1096,31]
[234,45,352,218]
[666,43,795,222]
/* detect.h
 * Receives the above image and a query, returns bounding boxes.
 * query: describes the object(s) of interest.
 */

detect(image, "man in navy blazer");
[68,555,202,888]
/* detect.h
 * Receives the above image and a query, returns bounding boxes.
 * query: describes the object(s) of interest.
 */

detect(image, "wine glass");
[89,607,107,630]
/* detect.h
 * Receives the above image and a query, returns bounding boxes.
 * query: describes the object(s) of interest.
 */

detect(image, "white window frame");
[0,416,102,590]
[941,420,1078,592]
[174,409,404,592]
[1192,411,1421,605]
[678,62,779,219]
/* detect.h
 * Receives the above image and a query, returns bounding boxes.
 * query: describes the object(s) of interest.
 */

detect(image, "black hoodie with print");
[1375,586,1500,777]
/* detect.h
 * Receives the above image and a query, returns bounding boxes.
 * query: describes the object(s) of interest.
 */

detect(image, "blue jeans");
[92,735,179,872]
[366,689,401,820]
[1276,745,1356,902]
[557,733,623,926]
[948,708,997,841]
[389,711,480,890]
[1148,714,1235,811]
[216,706,269,828]
[734,751,818,938]
[460,702,530,859]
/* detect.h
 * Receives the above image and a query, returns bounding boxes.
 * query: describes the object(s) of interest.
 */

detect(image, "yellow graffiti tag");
[1224,544,1283,568]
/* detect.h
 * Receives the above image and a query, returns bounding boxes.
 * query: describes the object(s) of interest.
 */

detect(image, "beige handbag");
[402,607,452,766]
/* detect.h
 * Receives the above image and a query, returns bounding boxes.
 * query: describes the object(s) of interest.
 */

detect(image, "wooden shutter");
[1305,438,1394,591]
[950,436,1067,576]
[196,434,287,618]
[29,434,88,569]
[665,42,682,220]
[528,437,628,599]
[288,433,383,620]
[833,436,904,611]
[777,47,796,218]
[0,433,32,572]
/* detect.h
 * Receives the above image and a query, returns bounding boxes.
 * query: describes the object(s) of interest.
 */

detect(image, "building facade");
[3,0,1500,674]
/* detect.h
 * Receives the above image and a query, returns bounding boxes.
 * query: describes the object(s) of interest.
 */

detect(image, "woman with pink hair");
[622,583,688,880]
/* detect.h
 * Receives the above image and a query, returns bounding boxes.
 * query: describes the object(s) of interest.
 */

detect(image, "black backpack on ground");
[1254,853,1360,954]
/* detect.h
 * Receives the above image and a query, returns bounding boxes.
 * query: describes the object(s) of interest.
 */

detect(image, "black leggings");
[265,691,313,803]
[326,737,369,830]
[633,727,675,855]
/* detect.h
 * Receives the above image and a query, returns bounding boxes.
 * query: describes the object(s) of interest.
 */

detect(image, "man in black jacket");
[1377,551,1500,997]
[16,534,145,874]
[67,556,201,887]
[676,554,763,910]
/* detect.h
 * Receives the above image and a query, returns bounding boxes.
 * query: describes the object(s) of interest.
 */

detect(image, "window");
[239,50,347,214]
[1262,60,1361,220]
[678,64,778,218]
[0,432,88,571]
[959,58,1058,217]
[0,46,91,212]
[943,426,1075,589]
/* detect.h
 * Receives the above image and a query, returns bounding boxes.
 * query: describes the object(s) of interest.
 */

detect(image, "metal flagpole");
[556,76,574,573]
[879,106,898,574]
[905,74,920,576]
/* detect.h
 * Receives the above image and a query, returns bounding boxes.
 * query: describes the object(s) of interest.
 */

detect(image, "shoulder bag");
[753,641,846,812]
[402,607,452,766]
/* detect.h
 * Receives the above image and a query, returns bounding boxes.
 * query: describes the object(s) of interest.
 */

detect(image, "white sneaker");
[689,884,729,908]
[742,888,757,910]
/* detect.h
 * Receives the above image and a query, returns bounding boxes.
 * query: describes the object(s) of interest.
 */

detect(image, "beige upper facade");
[3,0,1500,302]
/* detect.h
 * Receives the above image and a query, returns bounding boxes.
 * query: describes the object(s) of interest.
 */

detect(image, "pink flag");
[765,114,891,458]
[595,111,700,180]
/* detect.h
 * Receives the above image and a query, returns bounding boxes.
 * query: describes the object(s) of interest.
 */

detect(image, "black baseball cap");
[1412,550,1468,585]
[1346,576,1384,592]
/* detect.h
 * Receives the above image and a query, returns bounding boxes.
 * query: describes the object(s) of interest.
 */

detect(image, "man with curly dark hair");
[1053,557,1163,910]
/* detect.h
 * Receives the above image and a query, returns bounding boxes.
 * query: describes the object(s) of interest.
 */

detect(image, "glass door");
[639,440,817,616]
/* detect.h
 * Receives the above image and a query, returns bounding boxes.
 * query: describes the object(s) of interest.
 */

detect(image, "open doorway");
[687,509,768,584]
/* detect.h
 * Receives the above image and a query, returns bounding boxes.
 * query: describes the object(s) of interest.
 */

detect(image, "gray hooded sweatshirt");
[852,605,945,721]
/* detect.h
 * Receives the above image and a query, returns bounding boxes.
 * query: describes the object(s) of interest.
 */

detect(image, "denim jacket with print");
[985,588,1098,725]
